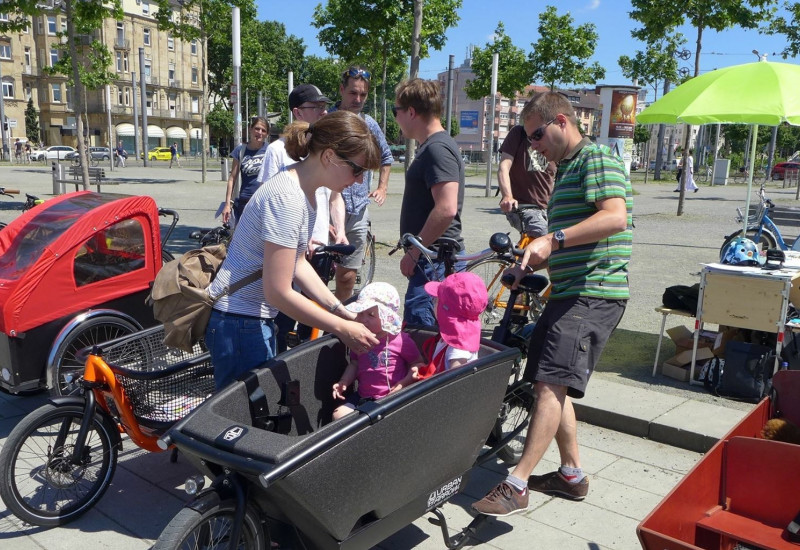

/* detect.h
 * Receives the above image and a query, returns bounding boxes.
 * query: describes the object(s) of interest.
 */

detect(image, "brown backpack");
[147,244,260,352]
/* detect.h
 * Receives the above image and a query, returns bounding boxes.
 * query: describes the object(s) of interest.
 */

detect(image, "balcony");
[167,79,181,88]
[114,38,130,50]
[145,75,159,86]
[22,65,39,76]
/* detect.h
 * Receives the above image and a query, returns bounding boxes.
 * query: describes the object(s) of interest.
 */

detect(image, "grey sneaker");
[528,470,589,500]
[471,482,529,517]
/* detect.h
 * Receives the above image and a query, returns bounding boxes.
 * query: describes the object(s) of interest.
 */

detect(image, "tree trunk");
[65,0,89,190]
[405,0,423,170]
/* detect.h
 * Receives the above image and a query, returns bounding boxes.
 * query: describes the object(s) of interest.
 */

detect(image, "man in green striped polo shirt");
[473,91,632,517]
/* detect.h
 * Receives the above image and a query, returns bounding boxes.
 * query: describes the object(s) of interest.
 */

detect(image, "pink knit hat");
[424,272,488,353]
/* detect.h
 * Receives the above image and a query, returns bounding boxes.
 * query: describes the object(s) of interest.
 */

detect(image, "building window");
[2,80,13,99]
[0,44,10,59]
[60,19,66,33]
[144,60,151,82]
[143,28,150,46]
[24,82,31,100]
[142,0,150,16]
[50,48,59,66]
[118,87,123,105]
[47,15,56,35]
[0,13,8,22]
[124,87,130,106]
[191,39,197,55]
[24,47,31,69]
[116,51,123,71]
[191,95,199,113]
[168,63,175,83]
[191,67,198,85]
[123,52,128,72]
[167,34,174,51]
[52,83,61,102]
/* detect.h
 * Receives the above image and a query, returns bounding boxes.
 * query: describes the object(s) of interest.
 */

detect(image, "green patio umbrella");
[637,60,800,234]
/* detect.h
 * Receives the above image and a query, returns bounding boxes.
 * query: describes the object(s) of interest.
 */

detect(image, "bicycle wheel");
[353,231,376,294]
[0,403,118,527]
[494,364,534,465]
[154,495,265,550]
[466,258,522,331]
[48,315,139,397]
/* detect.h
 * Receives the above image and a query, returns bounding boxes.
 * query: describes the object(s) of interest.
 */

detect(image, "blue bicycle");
[721,185,800,254]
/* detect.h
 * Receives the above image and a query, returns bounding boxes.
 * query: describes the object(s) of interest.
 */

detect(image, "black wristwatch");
[554,230,566,250]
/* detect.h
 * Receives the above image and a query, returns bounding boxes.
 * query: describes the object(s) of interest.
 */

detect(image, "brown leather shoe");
[528,470,589,501]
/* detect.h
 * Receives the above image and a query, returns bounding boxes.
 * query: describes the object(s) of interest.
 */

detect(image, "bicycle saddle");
[501,272,549,294]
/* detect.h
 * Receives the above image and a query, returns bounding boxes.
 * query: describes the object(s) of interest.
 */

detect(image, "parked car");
[141,147,174,161]
[30,145,76,162]
[771,161,800,180]
[65,147,112,162]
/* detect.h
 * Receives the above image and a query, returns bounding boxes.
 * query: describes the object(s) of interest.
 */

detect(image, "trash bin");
[221,158,229,181]
[52,162,65,195]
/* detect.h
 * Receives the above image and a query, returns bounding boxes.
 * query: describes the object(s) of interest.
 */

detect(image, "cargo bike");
[0,324,215,526]
[637,369,800,550]
[154,328,525,550]
[0,191,178,396]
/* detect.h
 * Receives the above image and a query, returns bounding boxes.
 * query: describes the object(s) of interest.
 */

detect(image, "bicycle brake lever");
[388,242,403,256]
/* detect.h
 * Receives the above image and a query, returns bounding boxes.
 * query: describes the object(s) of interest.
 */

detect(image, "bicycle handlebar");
[314,243,355,257]
[394,233,494,263]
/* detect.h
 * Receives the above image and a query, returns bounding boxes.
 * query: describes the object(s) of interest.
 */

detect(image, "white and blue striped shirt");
[208,170,314,318]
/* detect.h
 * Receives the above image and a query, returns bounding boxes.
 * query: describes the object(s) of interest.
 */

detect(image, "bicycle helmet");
[720,236,764,266]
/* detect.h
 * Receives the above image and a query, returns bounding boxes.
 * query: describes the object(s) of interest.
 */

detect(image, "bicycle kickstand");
[428,507,487,549]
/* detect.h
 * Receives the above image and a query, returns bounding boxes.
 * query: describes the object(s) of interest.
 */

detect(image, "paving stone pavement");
[0,162,770,548]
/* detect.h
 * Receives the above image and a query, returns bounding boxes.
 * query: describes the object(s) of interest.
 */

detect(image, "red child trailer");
[0,191,175,396]
[637,369,800,550]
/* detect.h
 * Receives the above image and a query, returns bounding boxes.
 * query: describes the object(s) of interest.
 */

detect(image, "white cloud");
[587,0,601,9]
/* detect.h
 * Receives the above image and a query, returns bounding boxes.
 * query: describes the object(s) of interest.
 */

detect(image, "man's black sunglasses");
[391,105,407,117]
[527,117,558,143]
[336,154,366,177]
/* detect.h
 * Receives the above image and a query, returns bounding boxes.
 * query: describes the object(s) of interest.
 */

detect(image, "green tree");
[529,6,605,90]
[629,0,776,79]
[25,99,40,144]
[464,22,535,100]
[765,2,800,57]
[207,102,234,141]
[312,0,461,128]
[0,0,122,188]
[296,55,347,100]
[618,35,684,102]
[633,124,651,145]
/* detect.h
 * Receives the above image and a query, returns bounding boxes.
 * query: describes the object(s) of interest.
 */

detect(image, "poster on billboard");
[460,111,479,135]
[609,91,637,139]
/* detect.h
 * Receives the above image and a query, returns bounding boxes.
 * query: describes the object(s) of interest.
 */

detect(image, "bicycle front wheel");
[0,403,118,527]
[154,495,265,550]
[492,362,533,465]
[466,258,518,331]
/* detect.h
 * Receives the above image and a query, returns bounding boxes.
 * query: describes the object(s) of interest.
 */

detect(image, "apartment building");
[436,55,601,160]
[0,0,206,156]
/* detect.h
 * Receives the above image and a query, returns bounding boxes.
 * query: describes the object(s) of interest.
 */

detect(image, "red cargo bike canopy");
[0,192,162,335]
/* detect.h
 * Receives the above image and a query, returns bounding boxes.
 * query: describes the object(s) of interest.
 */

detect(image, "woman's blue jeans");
[205,309,276,390]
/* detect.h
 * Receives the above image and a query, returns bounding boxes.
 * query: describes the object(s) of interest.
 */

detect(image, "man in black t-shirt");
[395,78,465,326]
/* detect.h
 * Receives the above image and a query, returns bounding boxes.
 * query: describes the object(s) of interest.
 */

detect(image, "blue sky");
[255,0,799,101]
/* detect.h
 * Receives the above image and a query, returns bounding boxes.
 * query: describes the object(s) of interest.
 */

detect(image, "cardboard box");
[662,348,715,382]
[666,326,718,355]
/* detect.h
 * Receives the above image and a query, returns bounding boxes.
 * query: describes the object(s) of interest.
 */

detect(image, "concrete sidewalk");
[0,163,760,548]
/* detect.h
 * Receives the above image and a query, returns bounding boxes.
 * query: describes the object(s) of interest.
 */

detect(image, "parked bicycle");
[0,325,215,527]
[720,184,799,254]
[466,209,550,331]
[396,231,547,464]
[0,189,44,229]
